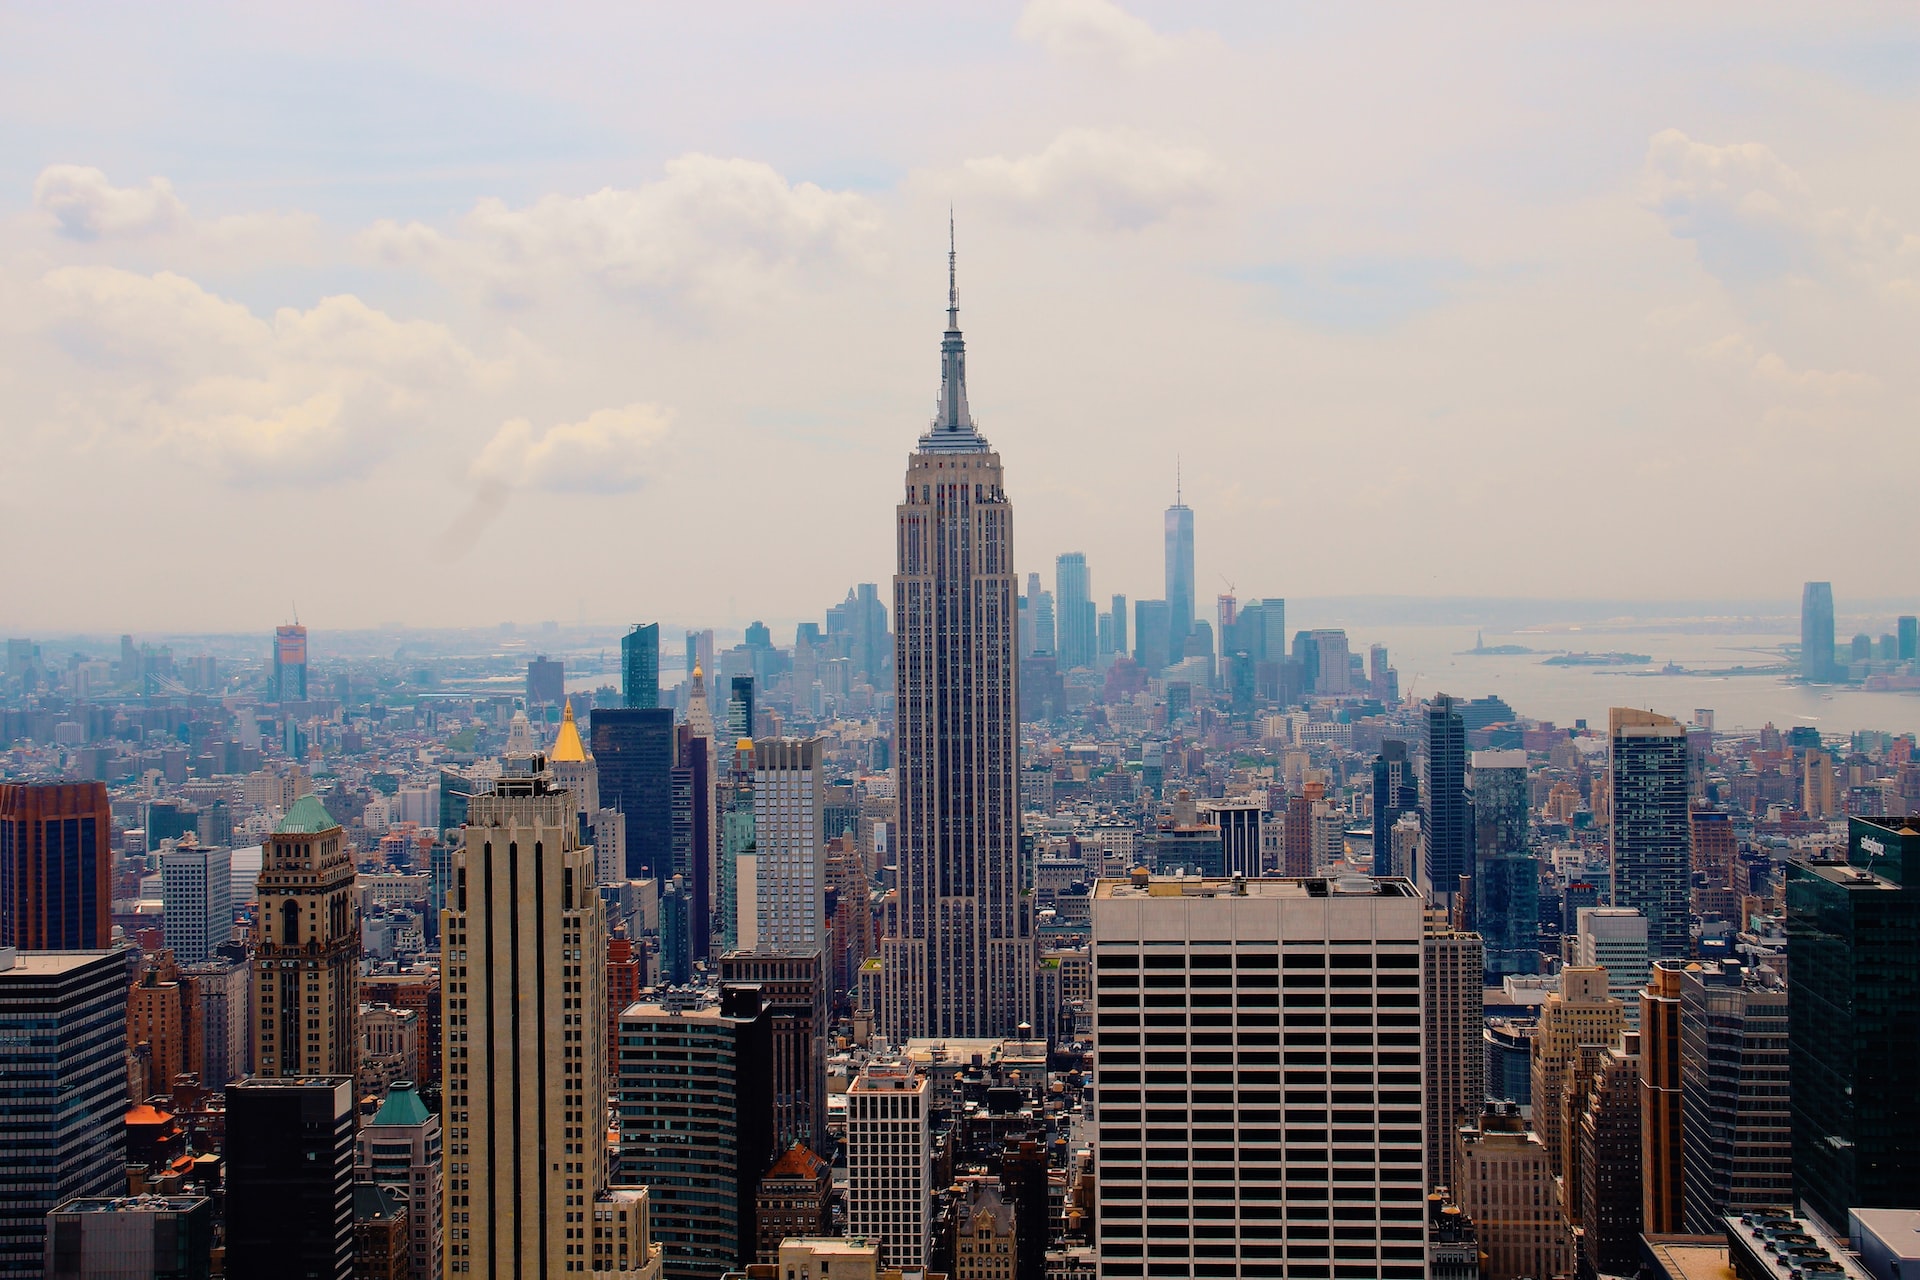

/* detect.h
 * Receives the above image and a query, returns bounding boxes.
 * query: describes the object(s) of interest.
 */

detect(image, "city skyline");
[5,3,1919,629]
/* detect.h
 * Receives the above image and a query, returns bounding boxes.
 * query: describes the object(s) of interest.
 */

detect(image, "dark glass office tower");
[672,724,713,964]
[1801,582,1836,682]
[1788,816,1920,1232]
[1900,615,1918,663]
[0,780,111,949]
[225,1077,355,1280]
[622,622,660,709]
[1609,709,1691,959]
[1473,750,1540,975]
[1372,740,1418,877]
[1421,695,1470,908]
[726,676,756,741]
[591,707,676,878]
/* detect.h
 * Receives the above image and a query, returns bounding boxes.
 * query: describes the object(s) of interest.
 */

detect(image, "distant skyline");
[3,2,1918,630]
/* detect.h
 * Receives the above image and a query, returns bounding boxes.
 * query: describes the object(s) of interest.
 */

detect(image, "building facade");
[1529,966,1623,1189]
[1425,919,1485,1193]
[590,708,675,880]
[1608,709,1691,959]
[356,1082,444,1280]
[845,1061,932,1269]
[881,250,1035,1041]
[42,1194,212,1280]
[225,1076,355,1280]
[1420,695,1470,910]
[1471,750,1539,976]
[751,738,825,956]
[717,952,826,1155]
[622,623,660,709]
[1678,961,1790,1232]
[160,843,231,965]
[252,795,358,1078]
[1092,873,1427,1279]
[1453,1104,1574,1280]
[0,780,111,950]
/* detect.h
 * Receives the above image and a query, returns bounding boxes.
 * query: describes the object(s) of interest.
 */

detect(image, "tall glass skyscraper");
[1801,582,1836,682]
[1472,749,1540,976]
[1420,694,1470,909]
[880,235,1034,1040]
[1608,708,1690,959]
[622,621,660,709]
[1164,482,1195,655]
[1054,552,1095,671]
[1371,740,1417,878]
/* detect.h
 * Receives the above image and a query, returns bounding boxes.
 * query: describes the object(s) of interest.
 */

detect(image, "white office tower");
[1574,906,1651,1029]
[160,841,232,964]
[1091,873,1427,1279]
[844,1061,932,1268]
[440,761,662,1279]
[751,737,825,954]
[881,232,1035,1040]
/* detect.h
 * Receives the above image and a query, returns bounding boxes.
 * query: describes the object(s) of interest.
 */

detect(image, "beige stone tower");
[253,794,358,1078]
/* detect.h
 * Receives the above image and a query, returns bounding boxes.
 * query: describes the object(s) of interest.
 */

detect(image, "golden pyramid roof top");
[550,699,591,762]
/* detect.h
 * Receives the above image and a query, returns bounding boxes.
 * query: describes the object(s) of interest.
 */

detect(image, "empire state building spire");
[924,214,982,450]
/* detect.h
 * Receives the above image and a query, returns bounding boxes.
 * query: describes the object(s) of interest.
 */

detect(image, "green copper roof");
[276,793,339,834]
[372,1084,431,1127]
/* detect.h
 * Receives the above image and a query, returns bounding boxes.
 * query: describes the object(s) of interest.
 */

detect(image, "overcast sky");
[2,2,1916,634]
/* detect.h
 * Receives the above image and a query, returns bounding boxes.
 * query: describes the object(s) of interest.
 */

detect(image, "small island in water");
[1459,631,1538,656]
[1543,651,1653,667]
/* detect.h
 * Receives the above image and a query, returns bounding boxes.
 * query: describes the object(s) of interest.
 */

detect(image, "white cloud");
[1015,0,1179,68]
[26,266,500,482]
[470,403,671,493]
[34,165,186,240]
[360,155,882,310]
[30,165,319,260]
[1642,129,1920,295]
[1689,332,1879,396]
[961,128,1223,229]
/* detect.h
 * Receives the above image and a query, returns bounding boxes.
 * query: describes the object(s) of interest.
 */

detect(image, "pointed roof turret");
[276,793,339,834]
[686,665,715,741]
[550,699,590,763]
[919,215,986,453]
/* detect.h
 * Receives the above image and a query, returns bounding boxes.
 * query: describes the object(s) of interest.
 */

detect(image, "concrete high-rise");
[1425,917,1486,1192]
[751,737,825,955]
[1054,552,1095,671]
[1454,1104,1573,1280]
[1421,695,1470,909]
[252,795,357,1078]
[1092,873,1428,1279]
[1530,966,1623,1189]
[1608,709,1690,959]
[0,948,127,1280]
[845,1061,933,1269]
[357,1082,444,1280]
[880,237,1034,1042]
[1801,582,1836,682]
[591,708,675,878]
[1787,816,1920,1232]
[225,1076,355,1280]
[1574,1033,1643,1278]
[160,842,231,964]
[441,763,658,1278]
[1574,906,1651,1027]
[1165,475,1195,655]
[622,623,660,709]
[0,780,112,950]
[1471,749,1539,976]
[1678,961,1790,1232]
[1640,963,1686,1236]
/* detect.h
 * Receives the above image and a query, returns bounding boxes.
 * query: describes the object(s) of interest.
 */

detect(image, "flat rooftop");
[1093,875,1419,900]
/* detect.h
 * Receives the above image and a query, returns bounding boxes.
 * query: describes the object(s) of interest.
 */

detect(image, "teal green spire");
[371,1083,431,1127]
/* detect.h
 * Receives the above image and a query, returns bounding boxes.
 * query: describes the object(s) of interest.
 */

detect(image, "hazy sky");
[3,2,1916,633]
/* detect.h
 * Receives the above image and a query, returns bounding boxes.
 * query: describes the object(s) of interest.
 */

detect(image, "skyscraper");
[1639,963,1686,1236]
[1109,593,1128,657]
[1421,695,1470,909]
[591,708,675,878]
[719,951,828,1156]
[672,720,714,966]
[1371,741,1417,878]
[273,622,308,702]
[0,780,111,950]
[0,949,127,1280]
[1131,599,1170,673]
[1425,918,1486,1193]
[880,236,1034,1042]
[225,1077,355,1280]
[160,842,232,965]
[1899,614,1918,662]
[1472,750,1540,976]
[1164,474,1195,655]
[622,623,660,709]
[752,737,825,955]
[845,1061,933,1269]
[1092,873,1428,1279]
[1054,552,1095,671]
[441,764,658,1277]
[1801,582,1836,682]
[1787,816,1920,1232]
[1608,709,1690,959]
[356,1082,444,1280]
[1531,966,1623,1189]
[1678,961,1790,1232]
[252,795,357,1078]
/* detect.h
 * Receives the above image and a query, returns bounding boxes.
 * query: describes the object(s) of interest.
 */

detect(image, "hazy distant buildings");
[622,622,660,709]
[1801,582,1836,682]
[1109,593,1128,657]
[1054,553,1095,671]
[1608,709,1690,959]
[272,623,308,702]
[1,780,112,950]
[525,654,563,708]
[879,247,1034,1042]
[1164,482,1195,656]
[1131,600,1170,674]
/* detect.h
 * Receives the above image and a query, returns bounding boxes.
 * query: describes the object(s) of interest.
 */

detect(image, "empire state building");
[880,233,1035,1041]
